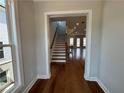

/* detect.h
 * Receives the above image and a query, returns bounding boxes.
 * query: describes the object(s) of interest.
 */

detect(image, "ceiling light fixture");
[76,23,79,26]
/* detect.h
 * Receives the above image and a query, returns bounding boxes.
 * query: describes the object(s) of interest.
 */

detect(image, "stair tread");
[54,46,65,47]
[51,34,66,63]
[52,54,66,56]
[52,55,66,56]
[54,49,65,50]
[53,51,65,53]
[55,44,65,45]
[52,56,66,58]
[52,58,66,60]
[54,48,65,49]
[51,60,66,63]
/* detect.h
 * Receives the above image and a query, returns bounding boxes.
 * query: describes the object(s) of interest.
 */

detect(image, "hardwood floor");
[29,48,104,93]
[87,81,104,93]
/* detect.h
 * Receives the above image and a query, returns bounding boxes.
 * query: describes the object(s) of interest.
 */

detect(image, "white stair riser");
[52,56,66,59]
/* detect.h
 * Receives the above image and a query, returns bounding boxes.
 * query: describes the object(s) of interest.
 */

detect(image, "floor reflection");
[69,48,86,61]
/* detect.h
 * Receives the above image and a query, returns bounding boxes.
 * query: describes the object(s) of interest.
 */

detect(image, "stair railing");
[50,24,59,49]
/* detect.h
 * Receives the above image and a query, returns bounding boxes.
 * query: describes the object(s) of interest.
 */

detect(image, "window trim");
[2,0,24,93]
[76,38,80,47]
[70,37,74,46]
[45,10,92,81]
[0,42,4,59]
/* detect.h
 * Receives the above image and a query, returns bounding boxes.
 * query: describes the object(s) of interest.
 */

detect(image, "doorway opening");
[45,10,92,79]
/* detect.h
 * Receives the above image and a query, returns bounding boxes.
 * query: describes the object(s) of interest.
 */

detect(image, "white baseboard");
[22,74,51,93]
[23,77,37,93]
[97,79,111,93]
[85,76,111,93]
[84,75,97,81]
[37,74,51,79]
[23,75,110,93]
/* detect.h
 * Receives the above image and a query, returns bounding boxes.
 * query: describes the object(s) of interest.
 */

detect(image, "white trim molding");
[22,74,51,93]
[23,77,37,93]
[84,76,97,81]
[37,74,51,79]
[85,76,111,93]
[44,10,92,81]
[97,79,111,93]
[22,76,111,93]
[5,0,24,93]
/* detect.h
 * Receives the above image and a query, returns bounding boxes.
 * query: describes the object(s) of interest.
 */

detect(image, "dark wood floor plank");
[29,48,104,93]
[87,81,105,93]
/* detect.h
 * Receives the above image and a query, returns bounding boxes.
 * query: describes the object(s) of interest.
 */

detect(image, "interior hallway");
[28,48,104,93]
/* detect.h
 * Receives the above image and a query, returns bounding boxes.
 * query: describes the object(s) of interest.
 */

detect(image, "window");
[77,38,80,47]
[70,38,74,46]
[83,37,86,47]
[0,42,4,58]
[0,0,14,92]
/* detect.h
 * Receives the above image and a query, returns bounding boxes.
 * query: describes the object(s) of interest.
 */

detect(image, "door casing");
[44,10,92,80]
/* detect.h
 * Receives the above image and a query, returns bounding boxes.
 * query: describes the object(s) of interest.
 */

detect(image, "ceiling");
[33,0,103,2]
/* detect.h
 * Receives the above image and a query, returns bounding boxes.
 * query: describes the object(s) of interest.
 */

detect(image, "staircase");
[51,34,66,63]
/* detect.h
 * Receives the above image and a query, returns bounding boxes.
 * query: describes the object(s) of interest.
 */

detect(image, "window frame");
[0,1,14,91]
[76,38,80,47]
[0,42,4,59]
[70,37,74,46]
[0,0,24,93]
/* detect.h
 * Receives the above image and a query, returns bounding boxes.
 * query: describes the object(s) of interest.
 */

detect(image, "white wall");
[17,0,37,92]
[15,1,124,93]
[57,21,66,34]
[99,1,124,93]
[49,21,58,46]
[34,1,103,77]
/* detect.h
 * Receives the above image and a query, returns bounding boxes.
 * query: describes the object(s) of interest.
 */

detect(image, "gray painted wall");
[49,21,58,46]
[17,0,37,92]
[57,21,66,34]
[99,1,124,93]
[34,1,103,77]
[16,1,124,93]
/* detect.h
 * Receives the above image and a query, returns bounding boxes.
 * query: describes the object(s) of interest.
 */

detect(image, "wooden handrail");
[65,33,69,60]
[0,4,5,8]
[50,26,58,49]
